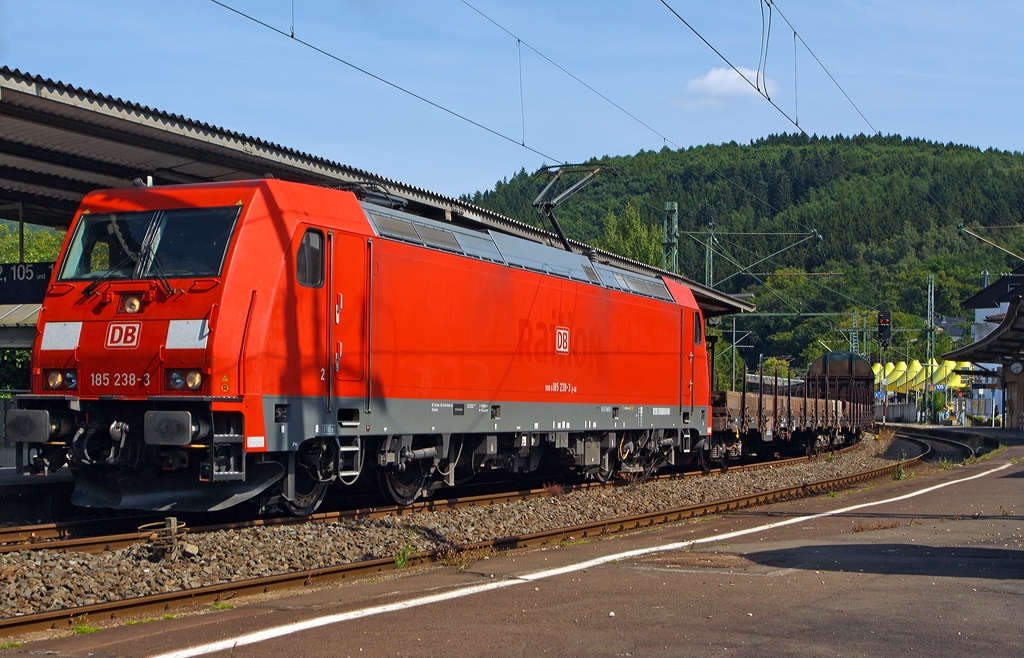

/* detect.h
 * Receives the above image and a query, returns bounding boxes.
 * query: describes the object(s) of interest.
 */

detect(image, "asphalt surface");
[5,447,1023,658]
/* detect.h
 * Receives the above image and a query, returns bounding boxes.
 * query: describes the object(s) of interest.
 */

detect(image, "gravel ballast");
[0,435,918,619]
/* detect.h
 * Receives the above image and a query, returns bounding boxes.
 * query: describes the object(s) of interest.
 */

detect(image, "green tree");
[595,202,662,267]
[0,350,30,392]
[0,220,65,263]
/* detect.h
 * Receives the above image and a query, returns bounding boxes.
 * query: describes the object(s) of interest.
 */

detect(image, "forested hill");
[464,134,1024,370]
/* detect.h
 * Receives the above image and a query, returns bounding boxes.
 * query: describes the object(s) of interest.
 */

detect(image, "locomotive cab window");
[693,312,703,345]
[59,207,240,280]
[296,229,325,288]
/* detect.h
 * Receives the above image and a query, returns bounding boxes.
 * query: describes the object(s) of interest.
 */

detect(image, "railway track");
[0,448,851,556]
[889,428,978,462]
[0,438,922,638]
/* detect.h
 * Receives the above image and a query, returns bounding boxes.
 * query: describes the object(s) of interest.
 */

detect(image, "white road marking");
[150,462,1014,658]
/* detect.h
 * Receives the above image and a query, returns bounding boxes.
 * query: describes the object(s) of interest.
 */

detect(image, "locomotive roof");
[0,66,752,317]
[364,204,678,303]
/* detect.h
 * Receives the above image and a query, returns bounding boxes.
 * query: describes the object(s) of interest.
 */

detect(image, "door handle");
[335,342,342,372]
[335,294,342,324]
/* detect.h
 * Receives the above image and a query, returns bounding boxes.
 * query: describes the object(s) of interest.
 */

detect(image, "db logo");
[555,326,570,354]
[105,322,141,349]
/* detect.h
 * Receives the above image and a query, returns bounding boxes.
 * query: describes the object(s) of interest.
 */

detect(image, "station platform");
[7,447,1024,657]
[884,422,1024,449]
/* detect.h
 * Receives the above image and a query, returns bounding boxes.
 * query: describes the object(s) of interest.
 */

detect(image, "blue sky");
[2,1,1022,199]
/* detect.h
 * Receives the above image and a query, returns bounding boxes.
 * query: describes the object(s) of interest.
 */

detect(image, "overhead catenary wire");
[766,3,963,234]
[457,0,680,149]
[659,0,801,131]
[768,1,878,136]
[518,39,526,145]
[793,30,798,126]
[648,3,956,337]
[757,0,766,93]
[757,0,772,98]
[464,1,919,307]
[454,0,815,246]
[656,0,972,305]
[210,0,564,164]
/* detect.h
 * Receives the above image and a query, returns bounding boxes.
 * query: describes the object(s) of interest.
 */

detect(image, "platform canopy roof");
[0,303,39,350]
[944,296,1024,364]
[0,66,751,318]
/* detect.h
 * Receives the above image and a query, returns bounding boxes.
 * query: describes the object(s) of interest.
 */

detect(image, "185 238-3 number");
[90,372,151,387]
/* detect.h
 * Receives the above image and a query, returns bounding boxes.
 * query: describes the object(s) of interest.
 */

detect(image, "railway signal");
[877,311,891,348]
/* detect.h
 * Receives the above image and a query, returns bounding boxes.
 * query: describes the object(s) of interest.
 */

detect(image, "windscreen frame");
[58,206,242,282]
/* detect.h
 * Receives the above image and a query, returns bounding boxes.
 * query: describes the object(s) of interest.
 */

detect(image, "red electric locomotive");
[6,179,719,514]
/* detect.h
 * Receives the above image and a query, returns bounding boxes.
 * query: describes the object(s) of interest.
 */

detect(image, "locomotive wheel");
[379,463,427,506]
[284,438,337,516]
[284,480,330,516]
[697,449,712,476]
[718,453,730,474]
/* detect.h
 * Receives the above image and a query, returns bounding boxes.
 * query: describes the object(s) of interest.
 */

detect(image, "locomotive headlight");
[122,295,142,314]
[185,370,202,390]
[169,371,185,389]
[64,370,77,390]
[46,371,63,389]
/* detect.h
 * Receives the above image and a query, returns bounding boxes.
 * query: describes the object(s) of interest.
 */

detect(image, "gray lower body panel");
[261,395,709,451]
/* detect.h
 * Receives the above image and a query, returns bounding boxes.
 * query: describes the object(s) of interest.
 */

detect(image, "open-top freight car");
[4,179,871,514]
[706,352,875,472]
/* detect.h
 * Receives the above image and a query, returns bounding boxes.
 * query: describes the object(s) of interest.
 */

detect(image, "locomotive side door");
[293,226,330,409]
[331,233,366,383]
[681,308,694,411]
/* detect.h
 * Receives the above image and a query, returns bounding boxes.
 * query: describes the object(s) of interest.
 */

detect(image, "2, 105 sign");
[0,262,55,304]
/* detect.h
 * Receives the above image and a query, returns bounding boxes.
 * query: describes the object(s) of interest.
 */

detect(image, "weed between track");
[557,537,593,548]
[393,530,417,569]
[543,482,567,497]
[892,450,908,480]
[436,545,493,571]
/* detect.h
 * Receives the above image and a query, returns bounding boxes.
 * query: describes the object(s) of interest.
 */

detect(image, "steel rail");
[0,440,923,638]
[0,446,856,555]
[890,429,977,461]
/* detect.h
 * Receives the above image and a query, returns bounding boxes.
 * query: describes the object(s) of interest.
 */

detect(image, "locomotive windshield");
[59,206,241,280]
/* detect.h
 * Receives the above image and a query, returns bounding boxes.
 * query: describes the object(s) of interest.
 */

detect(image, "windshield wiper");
[148,254,176,297]
[132,211,175,296]
[82,256,135,297]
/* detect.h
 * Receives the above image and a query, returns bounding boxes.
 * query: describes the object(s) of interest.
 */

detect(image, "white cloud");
[682,67,779,110]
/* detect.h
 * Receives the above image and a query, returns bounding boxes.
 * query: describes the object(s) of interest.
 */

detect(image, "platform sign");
[0,262,54,304]
[934,384,947,391]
